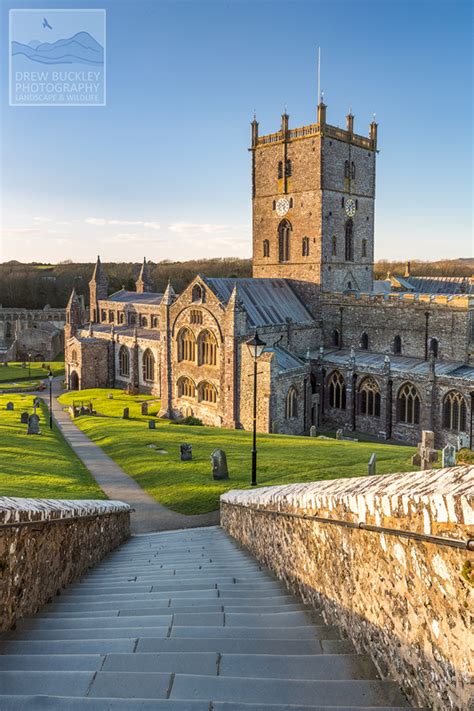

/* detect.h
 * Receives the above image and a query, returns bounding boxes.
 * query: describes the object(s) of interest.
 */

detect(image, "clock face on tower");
[345,198,356,218]
[276,198,290,217]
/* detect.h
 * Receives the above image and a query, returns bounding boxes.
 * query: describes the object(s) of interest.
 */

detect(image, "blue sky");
[1,0,472,263]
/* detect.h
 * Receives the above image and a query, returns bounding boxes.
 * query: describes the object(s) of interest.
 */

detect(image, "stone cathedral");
[65,98,474,448]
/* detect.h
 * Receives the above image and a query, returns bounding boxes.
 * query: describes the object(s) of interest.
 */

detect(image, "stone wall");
[0,497,130,632]
[221,467,473,711]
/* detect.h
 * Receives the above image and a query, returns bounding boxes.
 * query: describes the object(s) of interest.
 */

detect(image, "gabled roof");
[265,346,306,372]
[106,290,163,305]
[203,277,314,327]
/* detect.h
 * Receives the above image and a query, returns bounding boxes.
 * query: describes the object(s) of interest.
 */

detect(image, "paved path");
[39,381,219,534]
[0,526,415,709]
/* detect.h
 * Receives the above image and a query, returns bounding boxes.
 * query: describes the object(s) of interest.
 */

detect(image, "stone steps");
[0,526,418,709]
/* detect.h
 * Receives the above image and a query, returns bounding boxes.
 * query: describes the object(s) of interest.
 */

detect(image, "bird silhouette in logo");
[42,17,53,30]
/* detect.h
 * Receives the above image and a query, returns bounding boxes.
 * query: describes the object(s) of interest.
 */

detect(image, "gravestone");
[180,443,192,461]
[335,428,344,440]
[148,420,156,430]
[21,362,26,369]
[271,421,279,434]
[6,402,14,411]
[108,393,114,400]
[457,433,469,450]
[27,413,40,435]
[368,453,377,476]
[122,407,129,419]
[20,412,29,424]
[442,444,456,468]
[309,425,317,437]
[210,449,229,480]
[412,430,438,470]
[141,402,148,416]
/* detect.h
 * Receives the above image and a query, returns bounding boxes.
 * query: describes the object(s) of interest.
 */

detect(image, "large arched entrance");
[70,371,79,390]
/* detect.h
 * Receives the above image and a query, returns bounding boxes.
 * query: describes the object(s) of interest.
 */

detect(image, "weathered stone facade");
[64,99,474,449]
[0,306,66,362]
[221,467,474,711]
[0,497,130,633]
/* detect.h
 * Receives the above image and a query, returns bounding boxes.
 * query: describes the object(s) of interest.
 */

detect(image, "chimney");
[251,112,259,147]
[370,119,378,148]
[317,100,327,125]
[346,112,354,134]
[404,260,411,277]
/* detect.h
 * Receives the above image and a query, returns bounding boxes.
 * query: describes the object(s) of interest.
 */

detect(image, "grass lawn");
[59,388,418,515]
[0,380,42,391]
[0,361,64,383]
[0,393,106,500]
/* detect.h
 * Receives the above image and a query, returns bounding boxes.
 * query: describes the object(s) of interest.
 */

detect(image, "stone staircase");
[0,526,418,710]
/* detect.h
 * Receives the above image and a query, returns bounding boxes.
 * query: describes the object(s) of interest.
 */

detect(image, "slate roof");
[264,346,306,372]
[393,276,473,295]
[203,278,314,327]
[106,290,164,305]
[313,348,474,381]
[79,324,161,341]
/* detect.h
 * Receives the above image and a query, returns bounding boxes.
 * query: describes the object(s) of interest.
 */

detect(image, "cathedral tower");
[136,257,154,293]
[251,102,377,292]
[89,255,108,322]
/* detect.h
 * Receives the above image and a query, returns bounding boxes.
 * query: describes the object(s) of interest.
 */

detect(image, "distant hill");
[0,257,471,309]
[12,31,103,66]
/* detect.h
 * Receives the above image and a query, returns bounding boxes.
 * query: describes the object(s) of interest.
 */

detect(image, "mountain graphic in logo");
[12,31,103,65]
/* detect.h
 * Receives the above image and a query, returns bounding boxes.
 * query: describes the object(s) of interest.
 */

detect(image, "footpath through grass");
[0,393,105,500]
[59,388,417,515]
[0,361,64,383]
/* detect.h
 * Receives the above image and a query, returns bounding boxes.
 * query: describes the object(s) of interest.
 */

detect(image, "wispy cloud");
[85,218,161,230]
[169,222,238,236]
[100,232,159,244]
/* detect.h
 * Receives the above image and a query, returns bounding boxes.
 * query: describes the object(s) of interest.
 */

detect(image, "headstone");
[108,393,114,400]
[27,413,40,435]
[271,421,279,434]
[210,448,229,480]
[335,428,344,440]
[6,402,14,411]
[368,453,377,476]
[180,443,192,461]
[309,425,317,437]
[412,430,438,470]
[122,407,129,419]
[442,444,456,468]
[141,402,148,416]
[457,433,469,450]
[20,411,29,424]
[148,420,156,430]
[21,362,26,369]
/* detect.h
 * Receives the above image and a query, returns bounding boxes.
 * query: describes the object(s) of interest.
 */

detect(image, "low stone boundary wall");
[0,497,131,632]
[221,467,473,711]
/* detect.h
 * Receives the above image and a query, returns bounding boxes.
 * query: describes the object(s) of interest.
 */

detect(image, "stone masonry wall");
[0,497,130,632]
[221,467,473,711]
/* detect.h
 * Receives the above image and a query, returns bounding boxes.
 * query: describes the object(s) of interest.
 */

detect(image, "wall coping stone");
[221,466,473,537]
[0,497,130,526]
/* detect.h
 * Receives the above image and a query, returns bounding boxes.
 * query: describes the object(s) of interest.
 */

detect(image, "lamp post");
[245,329,266,486]
[48,369,53,430]
[28,352,32,378]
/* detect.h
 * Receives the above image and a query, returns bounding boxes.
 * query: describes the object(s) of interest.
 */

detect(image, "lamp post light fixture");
[28,352,32,378]
[48,369,53,430]
[245,329,266,486]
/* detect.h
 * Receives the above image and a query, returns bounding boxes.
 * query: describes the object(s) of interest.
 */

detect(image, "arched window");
[278,219,291,263]
[332,235,337,256]
[285,386,298,419]
[272,200,276,210]
[192,284,205,303]
[344,219,354,261]
[198,330,218,366]
[286,159,292,177]
[351,161,356,179]
[71,349,78,363]
[119,312,125,324]
[263,239,270,258]
[302,236,310,257]
[277,161,283,179]
[129,314,136,326]
[360,332,369,350]
[332,329,340,347]
[151,316,159,328]
[119,346,130,377]
[359,377,381,417]
[362,239,367,258]
[344,160,350,179]
[178,376,196,399]
[177,328,196,362]
[108,311,114,323]
[442,391,467,432]
[393,335,402,355]
[397,383,421,425]
[199,381,218,403]
[5,322,12,338]
[142,348,155,382]
[141,316,148,328]
[430,338,439,358]
[341,197,345,209]
[328,371,346,410]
